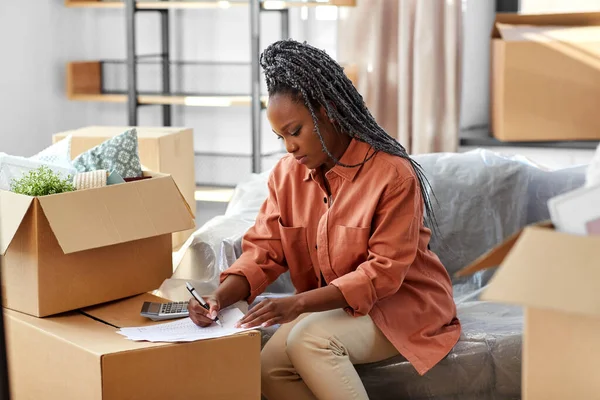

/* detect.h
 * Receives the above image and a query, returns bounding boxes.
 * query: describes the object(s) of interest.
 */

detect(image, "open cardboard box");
[4,293,261,400]
[491,12,600,141]
[0,172,195,317]
[53,126,196,250]
[456,221,600,399]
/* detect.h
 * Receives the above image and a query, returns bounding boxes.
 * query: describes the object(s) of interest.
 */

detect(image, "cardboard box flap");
[81,293,170,328]
[37,175,195,254]
[453,230,521,278]
[492,12,600,38]
[495,23,600,42]
[455,220,553,278]
[0,191,34,255]
[482,226,600,318]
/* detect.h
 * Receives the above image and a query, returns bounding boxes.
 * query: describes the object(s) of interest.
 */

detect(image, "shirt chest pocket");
[278,217,317,292]
[329,225,370,276]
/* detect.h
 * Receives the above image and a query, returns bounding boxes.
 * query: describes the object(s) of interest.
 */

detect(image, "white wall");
[0,2,96,157]
[459,0,495,131]
[0,2,337,185]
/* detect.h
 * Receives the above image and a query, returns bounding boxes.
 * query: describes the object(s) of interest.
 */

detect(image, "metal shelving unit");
[65,0,356,176]
[66,0,355,8]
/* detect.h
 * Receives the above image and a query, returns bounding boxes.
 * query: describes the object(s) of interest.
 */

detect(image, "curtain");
[338,0,463,154]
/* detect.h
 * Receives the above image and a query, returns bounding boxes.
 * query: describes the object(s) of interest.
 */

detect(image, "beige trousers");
[261,309,399,400]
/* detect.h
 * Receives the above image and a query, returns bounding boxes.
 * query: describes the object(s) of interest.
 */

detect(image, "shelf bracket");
[250,0,262,173]
[125,0,138,125]
[160,8,172,126]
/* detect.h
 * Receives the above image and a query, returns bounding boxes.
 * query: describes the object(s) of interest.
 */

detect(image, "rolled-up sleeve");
[220,174,287,303]
[331,177,421,316]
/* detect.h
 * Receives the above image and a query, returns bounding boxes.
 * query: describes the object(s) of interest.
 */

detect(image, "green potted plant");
[10,166,75,196]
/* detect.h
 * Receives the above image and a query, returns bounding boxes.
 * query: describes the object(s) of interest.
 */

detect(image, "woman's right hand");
[188,294,220,327]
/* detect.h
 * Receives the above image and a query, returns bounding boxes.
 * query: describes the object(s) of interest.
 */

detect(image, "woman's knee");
[285,315,341,362]
[261,340,284,378]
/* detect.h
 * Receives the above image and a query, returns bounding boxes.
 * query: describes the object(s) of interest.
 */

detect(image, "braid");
[260,39,440,238]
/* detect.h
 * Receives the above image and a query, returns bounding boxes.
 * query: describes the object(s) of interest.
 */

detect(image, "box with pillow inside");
[0,129,196,317]
[52,126,196,250]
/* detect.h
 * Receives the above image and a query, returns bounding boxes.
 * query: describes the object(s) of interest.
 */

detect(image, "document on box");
[547,184,600,235]
[117,307,254,342]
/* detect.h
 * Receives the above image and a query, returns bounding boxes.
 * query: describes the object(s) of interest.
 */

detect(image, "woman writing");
[188,39,460,400]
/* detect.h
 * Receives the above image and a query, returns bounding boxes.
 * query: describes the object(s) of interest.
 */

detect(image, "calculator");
[140,301,190,321]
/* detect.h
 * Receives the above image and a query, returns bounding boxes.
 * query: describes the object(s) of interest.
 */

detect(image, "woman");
[188,39,460,400]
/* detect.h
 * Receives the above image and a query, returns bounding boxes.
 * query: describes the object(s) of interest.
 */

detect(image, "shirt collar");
[304,138,374,182]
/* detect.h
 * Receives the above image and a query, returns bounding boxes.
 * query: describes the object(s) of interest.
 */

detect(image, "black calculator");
[140,301,190,321]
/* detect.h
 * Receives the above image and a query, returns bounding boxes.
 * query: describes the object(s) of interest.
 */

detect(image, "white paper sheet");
[118,307,255,343]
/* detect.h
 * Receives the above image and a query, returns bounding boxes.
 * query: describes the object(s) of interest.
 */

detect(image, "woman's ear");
[318,102,337,123]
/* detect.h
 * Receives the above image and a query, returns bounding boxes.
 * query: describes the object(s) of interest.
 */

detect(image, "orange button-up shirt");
[221,138,461,375]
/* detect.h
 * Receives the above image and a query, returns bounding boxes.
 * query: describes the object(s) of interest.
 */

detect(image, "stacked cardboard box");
[490,12,600,142]
[0,129,261,399]
[5,293,261,400]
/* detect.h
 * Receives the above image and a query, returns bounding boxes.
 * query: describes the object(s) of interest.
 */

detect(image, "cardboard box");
[0,172,195,317]
[456,223,600,399]
[4,293,261,400]
[53,126,196,249]
[491,12,600,142]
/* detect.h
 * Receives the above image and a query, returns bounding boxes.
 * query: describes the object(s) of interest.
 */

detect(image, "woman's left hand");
[236,296,303,328]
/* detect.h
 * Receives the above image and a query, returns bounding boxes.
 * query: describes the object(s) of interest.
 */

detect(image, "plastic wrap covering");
[171,170,294,294]
[163,149,586,399]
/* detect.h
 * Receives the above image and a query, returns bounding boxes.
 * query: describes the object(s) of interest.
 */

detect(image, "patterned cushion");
[72,128,143,178]
[73,170,108,191]
[30,134,73,169]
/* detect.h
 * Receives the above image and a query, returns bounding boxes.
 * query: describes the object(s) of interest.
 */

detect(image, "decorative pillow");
[0,153,76,192]
[72,128,143,178]
[30,134,73,169]
[73,170,108,191]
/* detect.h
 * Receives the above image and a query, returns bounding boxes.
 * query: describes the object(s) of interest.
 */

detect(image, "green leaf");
[9,166,75,196]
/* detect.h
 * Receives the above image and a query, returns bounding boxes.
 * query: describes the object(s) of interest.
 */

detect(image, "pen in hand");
[186,282,222,327]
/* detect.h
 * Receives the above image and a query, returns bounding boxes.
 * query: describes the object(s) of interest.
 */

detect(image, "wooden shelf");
[67,61,269,107]
[65,0,356,9]
[67,60,357,107]
[70,93,270,106]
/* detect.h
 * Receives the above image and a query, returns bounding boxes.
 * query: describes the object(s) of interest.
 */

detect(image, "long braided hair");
[260,39,439,237]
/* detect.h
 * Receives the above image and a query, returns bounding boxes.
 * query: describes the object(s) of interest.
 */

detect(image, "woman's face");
[266,92,350,171]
